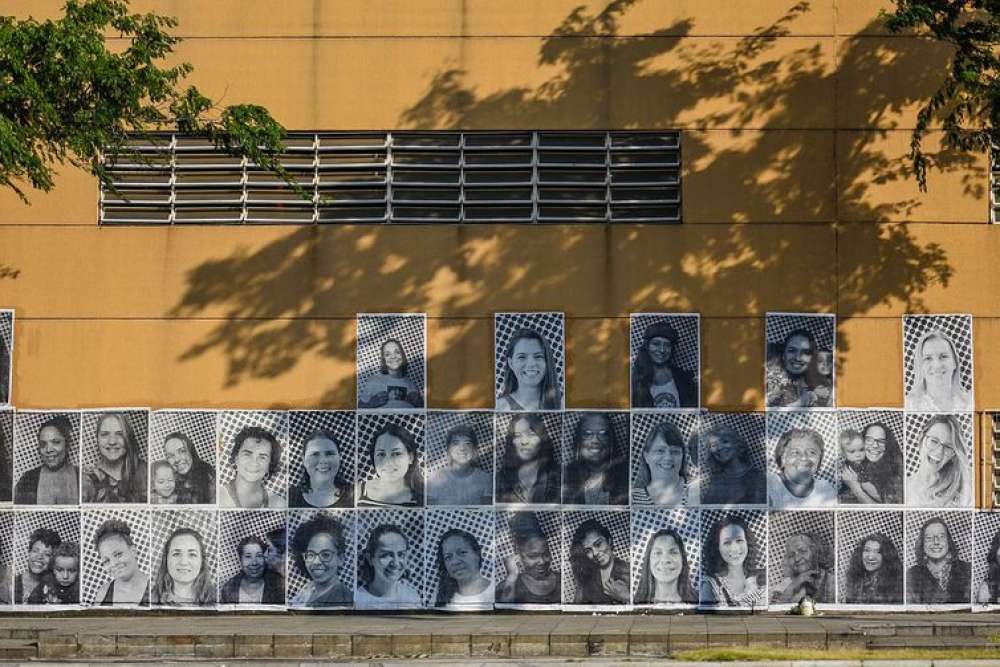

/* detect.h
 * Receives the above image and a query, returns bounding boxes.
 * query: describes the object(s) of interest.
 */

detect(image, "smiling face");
[304,532,341,585]
[97,415,127,464]
[581,530,614,569]
[98,534,139,582]
[785,535,816,576]
[782,334,813,376]
[163,437,193,475]
[240,542,266,581]
[644,433,684,478]
[781,434,822,485]
[923,422,956,470]
[53,555,78,587]
[441,534,480,585]
[649,534,683,585]
[842,435,865,464]
[371,531,408,586]
[372,433,413,482]
[304,437,341,485]
[166,534,203,585]
[520,536,552,579]
[706,431,739,467]
[508,337,546,389]
[512,418,542,463]
[27,539,53,575]
[864,425,887,462]
[816,350,833,377]
[153,465,176,499]
[236,437,273,485]
[923,522,951,561]
[578,414,611,465]
[718,524,748,568]
[920,336,957,385]
[862,539,883,572]
[37,425,68,471]
[446,434,476,468]
[382,341,404,374]
[646,336,673,366]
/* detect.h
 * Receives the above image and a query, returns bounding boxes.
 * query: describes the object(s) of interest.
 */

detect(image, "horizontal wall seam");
[10,315,1000,322]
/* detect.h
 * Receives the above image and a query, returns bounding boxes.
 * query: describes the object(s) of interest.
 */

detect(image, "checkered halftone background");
[287,411,357,490]
[216,510,286,603]
[494,412,565,470]
[631,412,702,504]
[216,411,288,502]
[13,510,80,589]
[973,511,1000,606]
[699,509,769,575]
[561,509,630,605]
[767,510,835,603]
[903,314,974,397]
[0,311,12,405]
[765,313,836,351]
[79,410,149,472]
[148,509,218,607]
[0,409,13,502]
[765,411,838,485]
[425,411,494,476]
[835,510,904,604]
[80,509,152,606]
[904,412,974,509]
[558,410,630,470]
[838,410,905,444]
[699,412,767,506]
[422,509,495,608]
[286,509,356,607]
[629,313,701,375]
[355,412,425,485]
[355,508,425,607]
[0,510,13,572]
[13,411,81,496]
[356,314,427,407]
[630,508,700,604]
[494,313,565,405]
[494,510,563,585]
[149,411,217,471]
[903,510,974,570]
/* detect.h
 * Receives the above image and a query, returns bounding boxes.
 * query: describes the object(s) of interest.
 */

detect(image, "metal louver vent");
[99,131,681,224]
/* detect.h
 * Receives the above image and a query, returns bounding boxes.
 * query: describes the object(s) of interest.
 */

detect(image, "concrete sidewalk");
[0,611,998,661]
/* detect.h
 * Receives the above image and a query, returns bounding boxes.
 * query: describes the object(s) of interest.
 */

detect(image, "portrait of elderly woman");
[91,519,149,606]
[906,517,971,605]
[700,422,765,506]
[497,513,560,605]
[426,423,492,506]
[220,535,284,605]
[765,326,832,408]
[219,426,286,509]
[770,531,834,604]
[567,518,630,605]
[767,428,836,509]
[289,513,352,607]
[843,531,903,605]
[562,413,628,506]
[150,526,215,607]
[15,415,79,506]
[905,328,973,412]
[906,415,972,509]
[634,528,697,605]
[496,327,562,412]
[161,432,216,505]
[630,320,698,409]
[82,412,147,504]
[632,421,697,506]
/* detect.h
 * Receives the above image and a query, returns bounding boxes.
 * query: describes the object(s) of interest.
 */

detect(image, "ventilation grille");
[99,131,681,224]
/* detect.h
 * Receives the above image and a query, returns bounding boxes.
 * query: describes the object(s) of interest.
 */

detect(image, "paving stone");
[549,633,588,657]
[353,634,393,657]
[311,634,352,658]
[272,634,313,658]
[77,634,116,658]
[510,632,549,657]
[37,634,77,659]
[234,634,273,658]
[391,633,431,657]
[470,633,509,657]
[194,635,234,659]
[431,633,470,656]
[116,635,156,658]
[155,634,196,657]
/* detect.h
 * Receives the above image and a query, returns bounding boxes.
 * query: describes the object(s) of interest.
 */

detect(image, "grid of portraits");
[216,411,288,506]
[835,510,904,606]
[698,412,767,507]
[973,511,1000,609]
[356,314,426,410]
[216,510,286,607]
[903,412,974,509]
[767,511,835,606]
[494,312,565,408]
[493,510,563,606]
[903,511,974,607]
[630,411,701,506]
[0,409,12,503]
[286,509,356,608]
[561,509,631,606]
[0,310,12,406]
[422,509,495,609]
[903,314,974,401]
[13,510,80,606]
[286,411,357,493]
[12,411,81,506]
[148,509,218,608]
[630,508,700,606]
[765,411,838,507]
[79,508,152,606]
[354,508,425,608]
[699,509,768,608]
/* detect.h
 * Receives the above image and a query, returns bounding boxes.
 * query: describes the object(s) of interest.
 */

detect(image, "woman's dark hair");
[634,421,688,489]
[229,426,282,481]
[36,415,75,464]
[92,519,134,551]
[27,527,60,552]
[568,519,615,585]
[500,328,561,410]
[236,535,266,559]
[151,527,214,606]
[0,417,10,502]
[914,517,959,564]
[367,422,423,500]
[773,428,825,471]
[564,413,626,503]
[632,321,681,400]
[378,338,409,376]
[94,412,146,501]
[297,429,348,494]
[845,532,902,603]
[163,431,205,467]
[703,425,752,473]
[444,423,481,469]
[859,421,903,503]
[358,524,409,589]
[434,528,482,607]
[703,515,757,578]
[634,528,695,604]
[497,414,559,501]
[291,514,345,579]
[984,529,1000,601]
[778,328,817,375]
[510,512,548,552]
[265,527,286,554]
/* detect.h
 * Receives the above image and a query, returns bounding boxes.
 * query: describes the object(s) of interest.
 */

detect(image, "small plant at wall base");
[883,1,1000,190]
[0,0,292,203]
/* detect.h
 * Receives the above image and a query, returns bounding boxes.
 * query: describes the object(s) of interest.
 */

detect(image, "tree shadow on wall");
[171,0,967,409]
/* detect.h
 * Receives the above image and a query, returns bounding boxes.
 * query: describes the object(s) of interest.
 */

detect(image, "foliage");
[0,0,291,202]
[883,0,1000,189]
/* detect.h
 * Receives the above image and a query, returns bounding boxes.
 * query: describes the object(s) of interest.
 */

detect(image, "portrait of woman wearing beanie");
[631,320,698,409]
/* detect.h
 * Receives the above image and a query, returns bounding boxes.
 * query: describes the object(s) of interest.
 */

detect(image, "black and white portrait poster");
[287,509,355,609]
[629,314,700,409]
[423,509,495,610]
[287,411,356,510]
[630,411,700,507]
[0,310,12,406]
[561,509,631,610]
[356,412,425,508]
[904,412,974,509]
[13,509,81,608]
[494,510,562,610]
[698,509,768,609]
[903,314,974,413]
[904,511,973,609]
[560,411,630,507]
[765,411,838,509]
[217,510,286,609]
[216,411,287,510]
[767,511,835,608]
[425,411,494,507]
[355,508,425,610]
[0,409,12,504]
[494,412,563,507]
[972,511,1000,610]
[80,509,151,607]
[765,313,836,409]
[836,410,905,506]
[0,511,13,605]
[630,508,699,608]
[698,412,767,508]
[80,409,149,505]
[835,510,904,608]
[495,312,565,412]
[149,410,218,507]
[148,509,217,609]
[13,410,81,507]
[357,313,426,411]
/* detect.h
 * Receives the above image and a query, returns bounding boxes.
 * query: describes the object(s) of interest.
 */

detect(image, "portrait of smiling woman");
[290,429,353,509]
[630,319,699,408]
[15,414,79,506]
[632,420,697,506]
[496,414,561,505]
[562,413,629,506]
[567,517,630,605]
[765,318,834,408]
[356,422,424,507]
[905,327,973,412]
[634,527,698,605]
[160,431,216,505]
[356,523,422,609]
[434,527,494,610]
[82,412,147,504]
[219,426,286,510]
[289,513,352,608]
[90,519,149,606]
[358,338,424,410]
[906,516,971,605]
[700,514,766,607]
[767,427,836,509]
[496,324,563,412]
[150,526,215,607]
[906,414,972,509]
